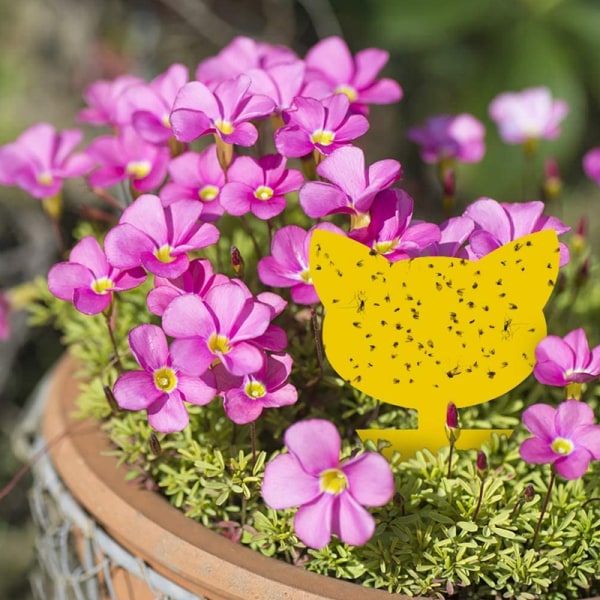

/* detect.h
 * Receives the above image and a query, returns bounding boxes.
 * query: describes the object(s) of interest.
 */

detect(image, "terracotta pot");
[42,354,419,600]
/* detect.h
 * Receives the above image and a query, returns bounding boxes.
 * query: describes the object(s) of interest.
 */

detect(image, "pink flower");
[464,198,570,266]
[349,189,440,261]
[104,194,219,278]
[0,291,10,340]
[196,36,297,85]
[146,258,228,316]
[77,75,144,127]
[48,236,146,315]
[0,123,92,198]
[408,114,485,164]
[214,353,298,424]
[274,95,369,158]
[489,87,569,144]
[257,223,344,305]
[162,283,273,376]
[534,329,600,389]
[299,146,401,220]
[520,400,600,479]
[303,36,402,113]
[246,60,306,113]
[119,64,189,144]
[86,126,170,192]
[416,216,474,258]
[583,148,600,187]
[220,154,304,220]
[261,419,394,549]
[113,324,216,432]
[170,75,275,146]
[160,146,226,221]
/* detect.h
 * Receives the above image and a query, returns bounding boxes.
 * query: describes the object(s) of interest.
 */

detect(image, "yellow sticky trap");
[309,229,560,458]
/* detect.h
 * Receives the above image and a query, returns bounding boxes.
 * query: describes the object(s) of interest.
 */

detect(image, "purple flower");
[214,353,298,424]
[520,400,600,479]
[146,258,228,316]
[0,291,10,340]
[160,146,226,221]
[416,216,474,258]
[0,123,93,198]
[113,324,216,432]
[274,95,369,158]
[120,64,189,144]
[104,194,219,278]
[86,126,170,192]
[408,114,485,164]
[534,329,600,396]
[258,223,344,305]
[196,36,297,86]
[170,75,275,146]
[299,146,401,221]
[48,236,146,315]
[464,198,570,266]
[162,283,272,376]
[583,148,600,187]
[489,87,569,144]
[303,36,402,113]
[246,60,306,113]
[77,75,144,127]
[261,419,394,549]
[220,154,304,220]
[349,189,440,261]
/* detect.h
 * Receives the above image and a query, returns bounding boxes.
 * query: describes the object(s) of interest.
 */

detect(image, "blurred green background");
[1,0,600,597]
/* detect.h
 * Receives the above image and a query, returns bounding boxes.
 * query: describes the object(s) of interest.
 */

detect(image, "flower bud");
[476,450,488,474]
[524,484,535,501]
[231,246,245,279]
[445,401,460,443]
[571,216,587,256]
[103,385,120,414]
[575,257,591,289]
[149,432,162,457]
[542,157,562,202]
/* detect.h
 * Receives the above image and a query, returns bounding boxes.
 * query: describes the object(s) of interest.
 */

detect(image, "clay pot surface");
[43,354,422,600]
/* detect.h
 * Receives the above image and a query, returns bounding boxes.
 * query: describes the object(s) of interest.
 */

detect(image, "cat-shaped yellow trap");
[309,229,560,458]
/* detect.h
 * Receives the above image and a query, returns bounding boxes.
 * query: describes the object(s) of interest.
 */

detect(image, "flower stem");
[103,307,122,371]
[250,421,257,466]
[531,469,556,548]
[310,305,324,379]
[239,215,263,260]
[472,475,486,520]
[446,441,455,478]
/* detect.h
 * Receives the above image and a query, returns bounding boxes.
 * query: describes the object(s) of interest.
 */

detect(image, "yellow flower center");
[254,185,274,201]
[244,380,266,399]
[199,185,219,202]
[374,240,397,255]
[126,160,152,179]
[153,366,178,393]
[36,172,54,186]
[207,333,232,355]
[299,268,312,284]
[334,84,358,103]
[310,129,336,146]
[154,245,176,263]
[350,211,371,231]
[551,437,574,455]
[91,277,115,295]
[214,119,235,135]
[162,113,171,128]
[319,468,348,495]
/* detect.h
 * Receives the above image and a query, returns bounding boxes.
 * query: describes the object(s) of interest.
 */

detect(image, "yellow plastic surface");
[309,229,560,458]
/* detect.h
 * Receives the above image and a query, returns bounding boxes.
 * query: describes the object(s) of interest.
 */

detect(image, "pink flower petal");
[554,447,592,480]
[163,293,215,339]
[223,389,264,424]
[177,374,216,406]
[219,342,265,376]
[342,453,394,506]
[72,287,112,315]
[519,437,556,464]
[48,263,93,301]
[284,419,340,475]
[555,400,595,437]
[147,391,190,433]
[332,492,376,546]
[262,453,321,509]
[522,404,557,441]
[128,324,169,372]
[169,338,214,377]
[114,371,163,410]
[294,494,334,549]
